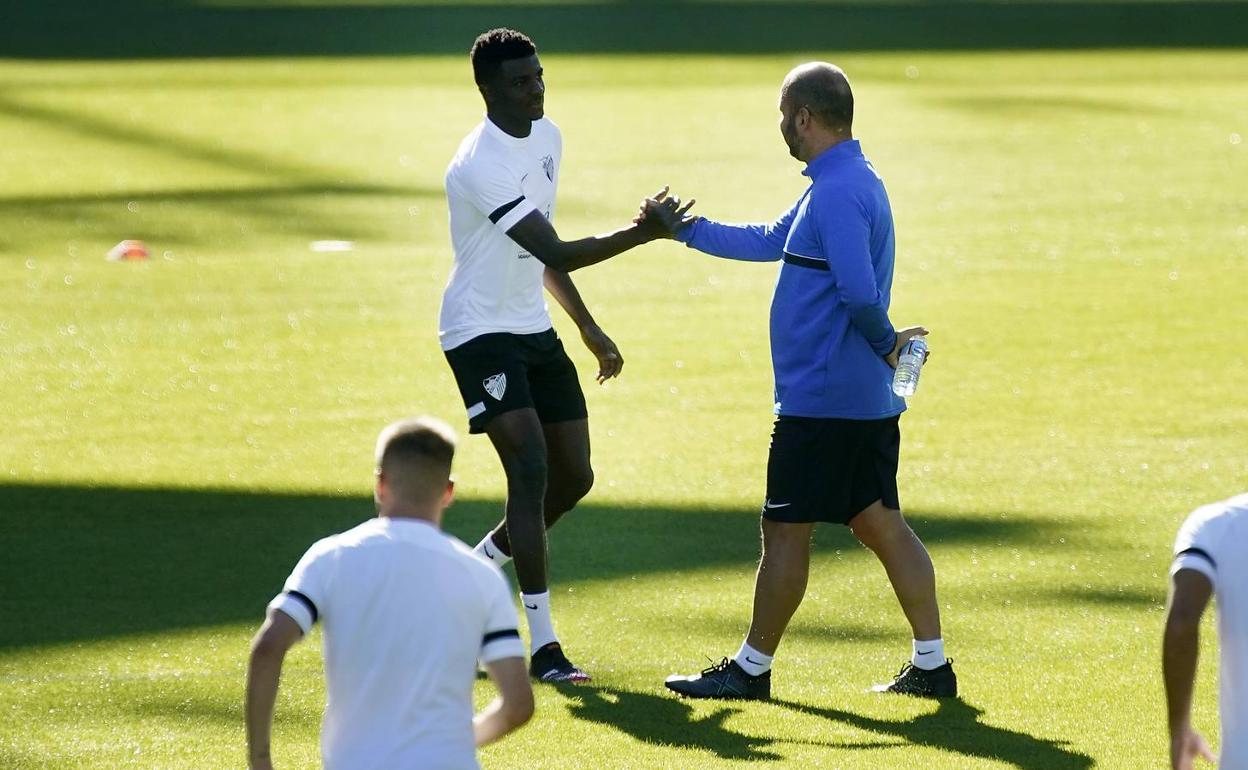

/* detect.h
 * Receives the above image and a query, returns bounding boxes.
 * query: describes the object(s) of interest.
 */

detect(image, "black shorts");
[763,415,901,525]
[444,330,588,434]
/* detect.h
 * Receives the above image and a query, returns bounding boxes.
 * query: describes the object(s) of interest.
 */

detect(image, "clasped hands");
[634,186,698,240]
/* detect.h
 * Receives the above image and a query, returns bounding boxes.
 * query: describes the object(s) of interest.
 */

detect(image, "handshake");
[633,186,698,240]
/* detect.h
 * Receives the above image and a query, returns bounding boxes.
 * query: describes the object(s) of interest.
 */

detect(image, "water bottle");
[891,337,928,397]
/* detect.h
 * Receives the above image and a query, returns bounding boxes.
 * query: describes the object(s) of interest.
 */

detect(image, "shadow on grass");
[554,683,792,760]
[1041,584,1163,608]
[774,697,1095,769]
[0,180,443,253]
[0,94,330,182]
[0,92,444,253]
[5,0,1248,59]
[0,481,1070,651]
[0,183,441,212]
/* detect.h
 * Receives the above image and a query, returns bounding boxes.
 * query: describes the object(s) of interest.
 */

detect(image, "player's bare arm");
[1163,569,1217,770]
[543,268,623,383]
[473,656,534,747]
[504,187,680,272]
[245,608,303,770]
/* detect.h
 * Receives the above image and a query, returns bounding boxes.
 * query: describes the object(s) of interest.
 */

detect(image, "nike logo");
[483,544,494,559]
[524,603,539,610]
[916,650,935,656]
[745,656,765,665]
[763,499,792,509]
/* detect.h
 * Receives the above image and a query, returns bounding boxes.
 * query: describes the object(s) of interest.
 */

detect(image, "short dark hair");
[375,417,456,479]
[470,28,537,85]
[784,63,854,132]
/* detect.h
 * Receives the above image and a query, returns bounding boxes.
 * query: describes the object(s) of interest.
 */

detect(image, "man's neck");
[802,132,852,164]
[378,508,441,527]
[487,111,533,139]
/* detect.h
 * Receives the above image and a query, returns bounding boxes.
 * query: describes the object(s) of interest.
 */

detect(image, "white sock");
[473,535,511,567]
[733,641,774,677]
[911,638,946,670]
[521,591,558,652]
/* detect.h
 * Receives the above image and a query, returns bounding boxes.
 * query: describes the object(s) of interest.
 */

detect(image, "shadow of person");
[772,696,1094,769]
[554,683,790,761]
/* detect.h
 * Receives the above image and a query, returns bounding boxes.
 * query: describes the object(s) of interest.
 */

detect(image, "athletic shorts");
[444,329,588,434]
[762,415,901,525]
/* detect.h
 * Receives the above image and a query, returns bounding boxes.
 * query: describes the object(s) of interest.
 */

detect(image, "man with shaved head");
[246,418,533,770]
[647,63,957,700]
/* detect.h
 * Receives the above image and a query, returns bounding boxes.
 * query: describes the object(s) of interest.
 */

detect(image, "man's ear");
[442,479,456,508]
[797,105,812,130]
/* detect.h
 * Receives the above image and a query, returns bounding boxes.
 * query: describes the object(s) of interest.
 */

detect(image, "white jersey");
[269,517,524,770]
[1172,493,1248,769]
[440,117,562,351]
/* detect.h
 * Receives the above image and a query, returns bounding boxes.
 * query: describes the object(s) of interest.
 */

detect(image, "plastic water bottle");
[891,337,928,397]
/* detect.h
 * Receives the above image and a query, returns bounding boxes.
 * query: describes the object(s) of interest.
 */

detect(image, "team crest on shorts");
[541,155,555,182]
[483,373,507,400]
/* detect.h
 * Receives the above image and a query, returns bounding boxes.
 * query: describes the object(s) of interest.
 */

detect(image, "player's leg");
[665,417,822,701]
[484,411,586,683]
[474,345,591,559]
[529,331,594,528]
[539,418,594,524]
[444,333,583,680]
[484,418,592,551]
[849,500,940,641]
[479,328,593,557]
[444,333,537,566]
[744,518,816,655]
[483,408,549,594]
[482,331,591,683]
[847,415,956,697]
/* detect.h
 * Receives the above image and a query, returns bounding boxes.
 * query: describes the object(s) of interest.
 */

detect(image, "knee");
[548,464,593,513]
[567,464,594,503]
[502,450,548,497]
[760,519,813,554]
[851,510,912,552]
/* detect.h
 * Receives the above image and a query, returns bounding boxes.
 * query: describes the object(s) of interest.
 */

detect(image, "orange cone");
[107,240,149,261]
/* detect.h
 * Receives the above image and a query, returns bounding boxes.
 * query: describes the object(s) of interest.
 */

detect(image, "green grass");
[2,33,1247,770]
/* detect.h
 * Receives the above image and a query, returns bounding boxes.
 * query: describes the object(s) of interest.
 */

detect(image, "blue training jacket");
[676,139,905,419]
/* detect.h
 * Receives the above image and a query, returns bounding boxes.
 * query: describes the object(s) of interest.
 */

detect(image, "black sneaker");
[665,658,771,700]
[871,660,957,698]
[529,643,591,683]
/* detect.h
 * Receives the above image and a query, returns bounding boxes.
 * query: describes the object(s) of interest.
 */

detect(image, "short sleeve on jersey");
[268,539,335,635]
[1172,548,1217,583]
[479,568,524,663]
[455,160,538,234]
[1172,512,1219,585]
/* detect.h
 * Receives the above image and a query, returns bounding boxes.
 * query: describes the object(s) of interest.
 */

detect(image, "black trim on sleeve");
[488,196,527,224]
[1176,547,1216,570]
[482,629,521,645]
[783,252,830,271]
[286,590,319,623]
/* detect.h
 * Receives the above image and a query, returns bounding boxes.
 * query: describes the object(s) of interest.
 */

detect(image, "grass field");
[2,3,1247,767]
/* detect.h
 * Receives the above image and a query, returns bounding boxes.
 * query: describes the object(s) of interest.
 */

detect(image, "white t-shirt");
[1172,492,1248,769]
[269,517,524,770]
[439,117,562,351]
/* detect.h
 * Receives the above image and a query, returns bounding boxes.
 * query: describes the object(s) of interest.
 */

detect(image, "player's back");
[314,518,507,770]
